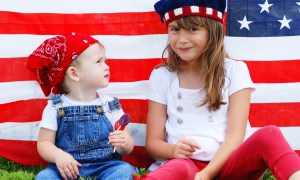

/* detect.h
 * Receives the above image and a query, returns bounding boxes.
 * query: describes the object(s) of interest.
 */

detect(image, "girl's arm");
[195,88,252,179]
[146,100,172,159]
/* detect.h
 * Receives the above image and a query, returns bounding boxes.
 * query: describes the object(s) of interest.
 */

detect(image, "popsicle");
[114,114,130,131]
[113,114,130,152]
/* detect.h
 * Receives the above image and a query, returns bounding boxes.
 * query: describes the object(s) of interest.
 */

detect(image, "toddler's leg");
[35,164,63,180]
[219,125,300,180]
[94,160,136,180]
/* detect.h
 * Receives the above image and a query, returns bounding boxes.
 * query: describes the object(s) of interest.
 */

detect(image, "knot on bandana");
[27,32,98,96]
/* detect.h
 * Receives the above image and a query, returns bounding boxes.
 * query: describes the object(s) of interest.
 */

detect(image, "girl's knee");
[164,159,197,173]
[145,159,197,179]
[166,159,192,167]
[253,125,283,147]
[262,125,280,133]
[259,125,281,138]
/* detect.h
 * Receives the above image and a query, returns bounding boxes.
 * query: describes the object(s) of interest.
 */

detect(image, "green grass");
[0,157,44,180]
[0,157,275,179]
[262,170,276,180]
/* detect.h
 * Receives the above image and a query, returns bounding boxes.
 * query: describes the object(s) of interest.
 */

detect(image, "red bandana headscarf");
[27,32,98,96]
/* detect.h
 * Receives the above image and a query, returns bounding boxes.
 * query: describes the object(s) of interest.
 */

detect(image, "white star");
[237,15,253,30]
[258,0,273,13]
[297,2,300,12]
[278,15,292,29]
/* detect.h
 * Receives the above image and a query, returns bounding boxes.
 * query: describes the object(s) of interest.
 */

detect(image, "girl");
[27,32,136,180]
[141,0,300,179]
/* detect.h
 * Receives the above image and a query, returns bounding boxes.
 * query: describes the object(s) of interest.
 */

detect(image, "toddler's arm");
[37,128,82,180]
[109,127,134,155]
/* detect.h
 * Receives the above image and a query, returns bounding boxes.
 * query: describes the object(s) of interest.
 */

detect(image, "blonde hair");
[160,16,226,111]
[58,42,105,94]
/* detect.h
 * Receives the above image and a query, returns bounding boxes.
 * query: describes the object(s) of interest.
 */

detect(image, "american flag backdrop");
[0,0,299,168]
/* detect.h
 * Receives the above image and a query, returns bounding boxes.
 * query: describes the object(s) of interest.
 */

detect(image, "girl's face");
[76,43,110,90]
[168,20,209,63]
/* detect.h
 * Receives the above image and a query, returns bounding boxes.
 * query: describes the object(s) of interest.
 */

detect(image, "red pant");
[140,125,300,180]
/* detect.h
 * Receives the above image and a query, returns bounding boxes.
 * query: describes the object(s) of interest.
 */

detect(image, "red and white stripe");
[0,0,299,167]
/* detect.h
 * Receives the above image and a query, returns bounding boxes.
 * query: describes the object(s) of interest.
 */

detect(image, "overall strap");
[96,97,121,114]
[50,94,63,105]
[108,97,121,111]
[50,94,65,117]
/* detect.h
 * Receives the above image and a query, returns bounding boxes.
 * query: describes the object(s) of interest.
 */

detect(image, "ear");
[65,66,79,81]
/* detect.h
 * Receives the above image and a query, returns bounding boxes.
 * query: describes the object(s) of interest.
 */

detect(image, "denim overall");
[36,94,136,180]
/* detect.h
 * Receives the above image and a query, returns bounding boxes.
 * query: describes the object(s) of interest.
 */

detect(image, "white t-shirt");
[39,94,124,131]
[147,58,255,162]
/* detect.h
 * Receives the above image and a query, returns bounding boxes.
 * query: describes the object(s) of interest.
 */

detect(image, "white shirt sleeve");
[147,67,169,105]
[106,108,125,127]
[227,60,256,96]
[39,100,58,131]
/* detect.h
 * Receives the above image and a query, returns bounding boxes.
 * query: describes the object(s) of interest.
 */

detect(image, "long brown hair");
[160,16,226,111]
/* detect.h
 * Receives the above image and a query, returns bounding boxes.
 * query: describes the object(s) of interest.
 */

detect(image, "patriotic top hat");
[154,0,226,25]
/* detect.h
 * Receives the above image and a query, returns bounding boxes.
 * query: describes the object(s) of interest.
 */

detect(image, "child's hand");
[54,151,82,180]
[109,130,130,152]
[172,139,200,159]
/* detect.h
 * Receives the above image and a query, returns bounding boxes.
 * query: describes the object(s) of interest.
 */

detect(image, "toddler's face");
[76,43,110,90]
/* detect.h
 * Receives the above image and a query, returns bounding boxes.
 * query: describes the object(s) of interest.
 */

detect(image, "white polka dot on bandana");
[72,54,78,60]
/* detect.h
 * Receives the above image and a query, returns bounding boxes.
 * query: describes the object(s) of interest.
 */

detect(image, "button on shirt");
[147,58,255,161]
